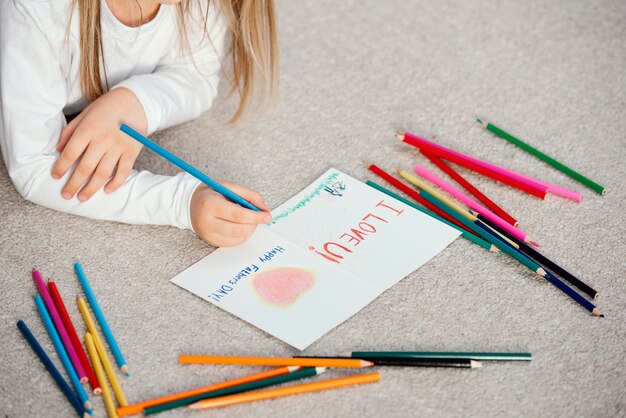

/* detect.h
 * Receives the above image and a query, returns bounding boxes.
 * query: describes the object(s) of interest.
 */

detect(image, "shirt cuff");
[177,174,203,231]
[113,77,162,135]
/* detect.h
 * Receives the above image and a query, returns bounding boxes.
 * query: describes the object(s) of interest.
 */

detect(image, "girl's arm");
[114,3,229,135]
[0,2,200,229]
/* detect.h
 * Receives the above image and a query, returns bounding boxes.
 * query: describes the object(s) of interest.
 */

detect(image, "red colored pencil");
[421,151,519,227]
[397,132,548,199]
[365,162,480,237]
[48,280,101,395]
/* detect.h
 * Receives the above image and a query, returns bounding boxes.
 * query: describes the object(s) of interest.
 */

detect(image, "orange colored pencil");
[188,372,381,410]
[178,355,373,369]
[117,366,298,417]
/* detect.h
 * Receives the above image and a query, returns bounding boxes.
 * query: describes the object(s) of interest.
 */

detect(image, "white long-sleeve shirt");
[0,0,228,229]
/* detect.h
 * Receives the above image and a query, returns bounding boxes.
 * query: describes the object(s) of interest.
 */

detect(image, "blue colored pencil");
[119,123,261,211]
[34,296,93,414]
[17,320,87,418]
[73,261,129,377]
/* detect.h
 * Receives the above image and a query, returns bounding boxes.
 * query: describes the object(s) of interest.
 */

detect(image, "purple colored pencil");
[32,269,88,383]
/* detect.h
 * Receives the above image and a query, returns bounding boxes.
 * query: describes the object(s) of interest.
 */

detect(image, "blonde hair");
[69,0,278,122]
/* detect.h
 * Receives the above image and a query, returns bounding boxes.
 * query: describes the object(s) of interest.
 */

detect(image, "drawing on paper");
[252,267,316,307]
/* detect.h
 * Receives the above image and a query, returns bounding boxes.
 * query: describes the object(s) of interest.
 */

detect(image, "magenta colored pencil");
[414,165,538,246]
[32,270,88,383]
[400,132,581,202]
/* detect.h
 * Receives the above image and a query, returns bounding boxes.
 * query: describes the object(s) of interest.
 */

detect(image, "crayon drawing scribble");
[252,268,316,307]
[269,171,340,224]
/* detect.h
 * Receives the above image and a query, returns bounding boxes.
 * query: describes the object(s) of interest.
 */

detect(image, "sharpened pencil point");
[315,367,329,374]
[361,360,375,368]
[537,268,547,277]
[337,352,350,357]
[287,365,301,372]
[489,245,500,253]
[592,308,603,316]
[470,360,483,369]
[363,160,372,167]
[395,131,405,140]
[530,240,540,247]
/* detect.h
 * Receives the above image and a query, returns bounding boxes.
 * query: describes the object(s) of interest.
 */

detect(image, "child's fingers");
[61,145,105,199]
[104,155,134,194]
[57,113,84,152]
[77,151,120,202]
[220,181,271,212]
[52,131,90,179]
[212,197,271,225]
[203,217,257,244]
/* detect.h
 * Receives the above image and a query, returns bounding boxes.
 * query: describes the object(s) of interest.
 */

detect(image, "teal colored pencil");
[120,124,261,211]
[478,118,606,195]
[74,262,128,377]
[34,295,93,414]
[366,180,500,253]
[419,191,545,276]
[342,351,532,361]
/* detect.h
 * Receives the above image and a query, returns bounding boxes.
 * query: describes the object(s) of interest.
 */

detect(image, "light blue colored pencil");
[74,261,129,377]
[34,295,93,415]
[120,123,261,211]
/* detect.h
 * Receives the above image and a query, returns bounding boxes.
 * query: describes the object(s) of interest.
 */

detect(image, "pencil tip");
[476,117,482,124]
[363,160,371,167]
[337,352,350,357]
[315,367,329,374]
[530,240,540,247]
[471,360,483,368]
[361,360,375,367]
[395,131,405,140]
[187,403,200,410]
[537,268,547,277]
[592,308,603,317]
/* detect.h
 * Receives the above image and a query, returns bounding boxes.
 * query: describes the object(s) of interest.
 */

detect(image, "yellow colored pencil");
[188,372,381,410]
[179,355,373,368]
[397,169,519,248]
[85,333,118,418]
[77,296,128,407]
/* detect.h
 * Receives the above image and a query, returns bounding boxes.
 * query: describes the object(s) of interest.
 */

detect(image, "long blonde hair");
[70,0,278,122]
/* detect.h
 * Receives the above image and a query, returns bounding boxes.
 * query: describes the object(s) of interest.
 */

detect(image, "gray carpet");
[1,0,625,417]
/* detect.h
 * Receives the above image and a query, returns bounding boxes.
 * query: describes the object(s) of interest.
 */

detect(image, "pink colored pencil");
[399,132,582,202]
[32,270,88,383]
[414,165,538,246]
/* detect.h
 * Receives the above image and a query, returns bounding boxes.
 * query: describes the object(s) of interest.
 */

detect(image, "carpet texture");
[1,0,625,417]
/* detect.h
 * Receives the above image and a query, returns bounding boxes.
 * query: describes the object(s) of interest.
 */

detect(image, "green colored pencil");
[340,351,532,361]
[366,180,500,253]
[477,118,606,195]
[143,367,326,415]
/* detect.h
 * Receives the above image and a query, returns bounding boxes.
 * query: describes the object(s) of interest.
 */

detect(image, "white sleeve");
[115,4,229,134]
[0,2,201,230]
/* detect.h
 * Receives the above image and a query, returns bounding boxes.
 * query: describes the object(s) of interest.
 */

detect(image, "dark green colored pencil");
[477,118,606,195]
[143,367,325,415]
[366,180,500,253]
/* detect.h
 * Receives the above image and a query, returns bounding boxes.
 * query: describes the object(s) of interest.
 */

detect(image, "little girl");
[0,0,276,246]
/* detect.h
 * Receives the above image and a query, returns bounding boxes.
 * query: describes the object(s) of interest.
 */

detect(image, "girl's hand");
[51,88,147,201]
[190,182,272,247]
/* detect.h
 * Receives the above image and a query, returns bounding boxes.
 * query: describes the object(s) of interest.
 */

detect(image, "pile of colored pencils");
[116,350,528,415]
[364,121,604,317]
[17,262,129,417]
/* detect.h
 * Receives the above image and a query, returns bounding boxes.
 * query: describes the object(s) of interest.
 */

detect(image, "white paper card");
[171,168,459,349]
